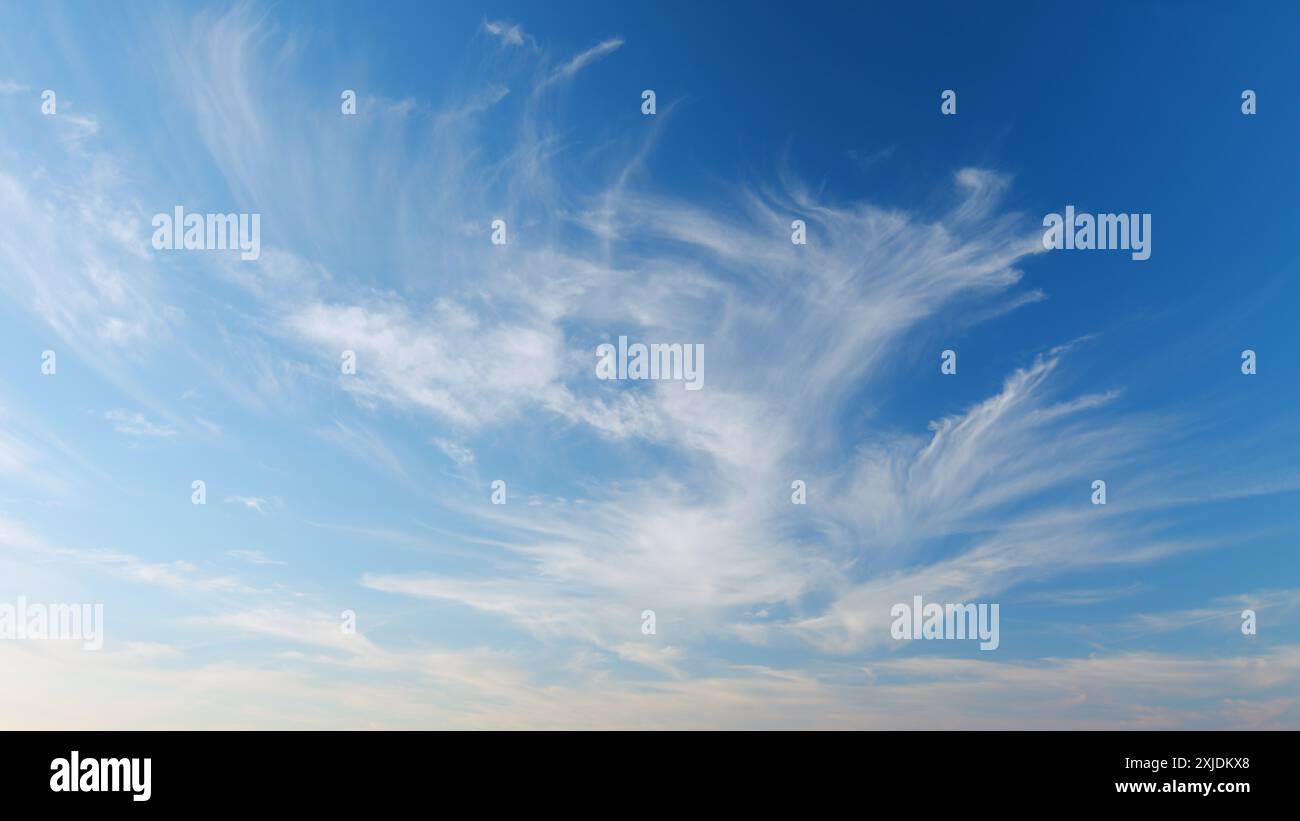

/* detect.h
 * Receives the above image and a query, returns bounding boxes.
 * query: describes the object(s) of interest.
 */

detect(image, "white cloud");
[104,410,177,438]
[227,549,286,566]
[226,496,278,515]
[483,20,527,47]
[432,438,475,468]
[539,37,624,91]
[0,515,255,595]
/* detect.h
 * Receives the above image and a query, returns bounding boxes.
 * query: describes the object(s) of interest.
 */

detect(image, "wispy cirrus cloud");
[105,409,177,438]
[482,19,531,49]
[225,495,279,515]
[226,549,285,566]
[158,5,1289,678]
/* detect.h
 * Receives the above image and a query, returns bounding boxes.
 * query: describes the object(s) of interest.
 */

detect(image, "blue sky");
[0,1,1297,728]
